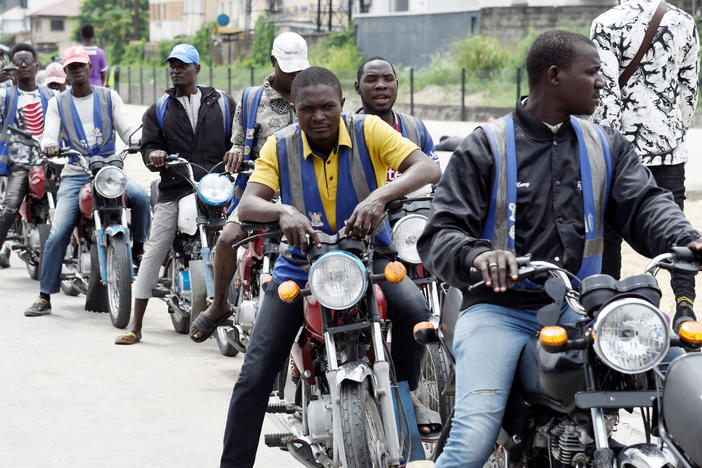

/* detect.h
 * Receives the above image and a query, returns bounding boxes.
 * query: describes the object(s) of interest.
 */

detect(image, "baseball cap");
[45,62,67,85]
[271,32,309,73]
[164,43,200,65]
[62,46,90,67]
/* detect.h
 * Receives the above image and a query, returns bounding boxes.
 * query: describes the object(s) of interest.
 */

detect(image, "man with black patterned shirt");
[591,0,700,330]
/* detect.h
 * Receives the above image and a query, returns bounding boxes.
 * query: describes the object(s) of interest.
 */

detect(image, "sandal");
[412,394,442,439]
[115,332,141,345]
[190,310,233,343]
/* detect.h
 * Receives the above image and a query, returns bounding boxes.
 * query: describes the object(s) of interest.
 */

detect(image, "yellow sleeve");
[362,114,420,186]
[247,134,280,192]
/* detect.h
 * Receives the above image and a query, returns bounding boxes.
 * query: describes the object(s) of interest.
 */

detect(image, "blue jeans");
[39,174,150,295]
[436,303,581,468]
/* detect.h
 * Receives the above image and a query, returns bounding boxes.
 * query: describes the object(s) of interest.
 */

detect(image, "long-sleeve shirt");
[417,101,700,309]
[591,0,700,166]
[41,87,138,177]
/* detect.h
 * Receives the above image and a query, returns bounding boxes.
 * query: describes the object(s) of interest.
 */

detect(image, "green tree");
[249,14,276,66]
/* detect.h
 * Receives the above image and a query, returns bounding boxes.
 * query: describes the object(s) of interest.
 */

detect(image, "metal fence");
[114,66,526,121]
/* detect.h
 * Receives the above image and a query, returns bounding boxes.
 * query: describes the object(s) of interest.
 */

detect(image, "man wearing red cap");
[23,46,150,317]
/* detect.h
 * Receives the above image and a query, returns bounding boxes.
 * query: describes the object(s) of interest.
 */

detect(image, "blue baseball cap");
[164,43,200,65]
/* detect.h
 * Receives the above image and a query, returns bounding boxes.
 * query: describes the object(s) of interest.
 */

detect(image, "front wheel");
[417,343,454,424]
[106,238,132,329]
[339,380,389,468]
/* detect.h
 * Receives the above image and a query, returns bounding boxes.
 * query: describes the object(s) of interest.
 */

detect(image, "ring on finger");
[489,262,498,269]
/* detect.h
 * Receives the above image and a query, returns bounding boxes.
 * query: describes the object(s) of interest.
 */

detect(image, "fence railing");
[114,66,526,121]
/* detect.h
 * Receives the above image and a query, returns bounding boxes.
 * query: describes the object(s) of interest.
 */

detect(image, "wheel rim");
[364,393,387,467]
[107,245,120,319]
[417,351,440,412]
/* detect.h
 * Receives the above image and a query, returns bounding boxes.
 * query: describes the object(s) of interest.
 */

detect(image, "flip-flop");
[412,398,442,440]
[190,311,233,343]
[115,332,141,345]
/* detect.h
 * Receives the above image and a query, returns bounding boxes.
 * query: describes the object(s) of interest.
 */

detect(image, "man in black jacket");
[417,30,702,467]
[115,44,236,344]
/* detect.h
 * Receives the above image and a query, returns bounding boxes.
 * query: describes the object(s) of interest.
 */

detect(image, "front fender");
[334,362,378,399]
[96,226,133,283]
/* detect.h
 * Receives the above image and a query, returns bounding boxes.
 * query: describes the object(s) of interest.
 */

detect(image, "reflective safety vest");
[480,114,612,280]
[56,86,115,164]
[273,113,394,284]
[0,85,54,175]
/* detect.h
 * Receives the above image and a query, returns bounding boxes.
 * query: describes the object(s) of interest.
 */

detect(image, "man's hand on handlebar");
[279,205,320,254]
[149,150,168,168]
[473,250,520,292]
[44,144,60,158]
[224,148,244,174]
[344,191,385,239]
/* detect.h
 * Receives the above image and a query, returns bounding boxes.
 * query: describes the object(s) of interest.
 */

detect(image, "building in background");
[28,0,80,52]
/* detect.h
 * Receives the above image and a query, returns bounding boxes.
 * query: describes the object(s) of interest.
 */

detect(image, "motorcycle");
[3,125,63,279]
[150,156,235,334]
[214,199,278,356]
[239,221,412,467]
[59,145,139,328]
[387,195,453,436]
[414,248,702,466]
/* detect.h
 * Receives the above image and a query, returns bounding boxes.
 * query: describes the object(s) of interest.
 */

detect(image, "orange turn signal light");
[540,326,568,347]
[678,321,702,346]
[278,280,300,303]
[384,261,406,283]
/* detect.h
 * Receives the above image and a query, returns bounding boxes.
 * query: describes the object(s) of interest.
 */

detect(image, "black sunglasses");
[12,56,35,67]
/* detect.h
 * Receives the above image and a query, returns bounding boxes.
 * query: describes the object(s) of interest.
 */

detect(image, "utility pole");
[348,0,353,29]
[244,0,252,39]
[317,0,322,32]
[328,0,332,31]
[133,0,140,40]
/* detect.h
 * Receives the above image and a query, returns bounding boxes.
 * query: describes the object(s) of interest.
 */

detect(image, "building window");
[50,19,64,31]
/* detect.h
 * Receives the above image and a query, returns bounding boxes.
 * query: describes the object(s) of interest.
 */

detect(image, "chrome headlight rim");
[593,297,670,374]
[197,173,234,206]
[94,166,127,199]
[392,213,427,264]
[309,251,368,310]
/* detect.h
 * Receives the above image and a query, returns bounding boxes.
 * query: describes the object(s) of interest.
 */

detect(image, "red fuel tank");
[27,166,46,199]
[79,183,93,219]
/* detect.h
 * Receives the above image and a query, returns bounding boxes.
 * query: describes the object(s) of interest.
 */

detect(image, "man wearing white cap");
[190,31,310,342]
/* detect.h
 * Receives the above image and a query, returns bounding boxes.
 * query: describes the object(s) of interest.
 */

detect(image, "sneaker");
[0,251,9,269]
[24,297,52,317]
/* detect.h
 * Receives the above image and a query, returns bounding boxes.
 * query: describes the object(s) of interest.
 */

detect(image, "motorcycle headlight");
[94,166,127,198]
[392,214,427,264]
[593,297,669,374]
[309,251,367,310]
[197,173,234,206]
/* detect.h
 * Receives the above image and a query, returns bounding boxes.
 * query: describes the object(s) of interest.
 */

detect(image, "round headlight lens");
[593,298,669,374]
[94,166,127,198]
[197,174,234,206]
[309,252,367,310]
[392,214,427,264]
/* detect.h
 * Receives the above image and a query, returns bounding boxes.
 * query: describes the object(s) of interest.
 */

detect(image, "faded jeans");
[39,174,150,295]
[435,303,580,468]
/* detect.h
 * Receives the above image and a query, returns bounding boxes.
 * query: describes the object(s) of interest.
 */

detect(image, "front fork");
[198,224,214,297]
[94,207,134,284]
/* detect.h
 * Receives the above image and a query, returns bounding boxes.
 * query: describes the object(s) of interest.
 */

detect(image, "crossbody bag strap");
[618,1,669,88]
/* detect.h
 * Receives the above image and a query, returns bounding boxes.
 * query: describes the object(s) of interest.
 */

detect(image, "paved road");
[0,105,666,467]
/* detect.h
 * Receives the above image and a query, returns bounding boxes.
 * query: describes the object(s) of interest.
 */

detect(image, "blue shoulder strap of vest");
[156,93,170,133]
[242,86,264,161]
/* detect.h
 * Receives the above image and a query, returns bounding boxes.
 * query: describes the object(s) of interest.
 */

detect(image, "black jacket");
[418,100,700,309]
[140,86,237,202]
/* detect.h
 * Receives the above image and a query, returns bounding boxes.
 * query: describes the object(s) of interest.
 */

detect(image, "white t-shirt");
[41,88,139,176]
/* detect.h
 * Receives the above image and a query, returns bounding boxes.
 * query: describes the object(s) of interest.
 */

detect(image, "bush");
[308,29,361,71]
[453,35,509,70]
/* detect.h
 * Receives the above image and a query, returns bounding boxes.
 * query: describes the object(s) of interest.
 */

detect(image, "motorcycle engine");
[538,419,591,466]
[307,395,333,445]
[238,298,259,330]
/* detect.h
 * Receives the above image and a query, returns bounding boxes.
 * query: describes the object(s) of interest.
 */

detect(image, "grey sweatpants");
[133,200,178,299]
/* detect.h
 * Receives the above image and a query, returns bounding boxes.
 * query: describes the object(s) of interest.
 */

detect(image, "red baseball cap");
[62,46,90,67]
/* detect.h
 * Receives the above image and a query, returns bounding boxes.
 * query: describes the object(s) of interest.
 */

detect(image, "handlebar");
[386,195,433,213]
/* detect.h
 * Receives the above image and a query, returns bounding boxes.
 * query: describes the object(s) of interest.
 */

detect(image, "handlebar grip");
[165,154,179,162]
[239,160,255,171]
[469,267,483,282]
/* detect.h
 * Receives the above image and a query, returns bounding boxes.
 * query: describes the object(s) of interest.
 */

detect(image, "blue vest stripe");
[570,118,597,242]
[480,124,500,242]
[504,114,517,250]
[156,94,169,131]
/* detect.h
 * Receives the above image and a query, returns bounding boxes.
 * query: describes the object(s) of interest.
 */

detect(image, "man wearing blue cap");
[115,44,236,344]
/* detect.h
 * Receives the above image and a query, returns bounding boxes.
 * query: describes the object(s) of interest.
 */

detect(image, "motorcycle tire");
[188,259,207,323]
[26,223,50,281]
[417,343,454,425]
[106,238,132,329]
[339,379,388,468]
[85,243,109,313]
[215,326,239,357]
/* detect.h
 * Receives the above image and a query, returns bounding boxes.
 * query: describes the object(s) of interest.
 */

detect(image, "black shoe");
[673,302,696,334]
[24,297,52,317]
[0,251,9,268]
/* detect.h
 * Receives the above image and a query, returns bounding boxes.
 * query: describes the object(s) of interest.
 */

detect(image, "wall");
[480,4,615,45]
[30,16,75,46]
[354,10,480,68]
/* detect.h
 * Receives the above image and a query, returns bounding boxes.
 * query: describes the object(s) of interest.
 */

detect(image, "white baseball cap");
[271,32,310,73]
